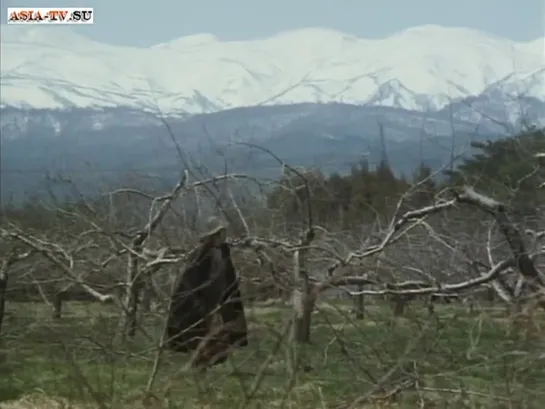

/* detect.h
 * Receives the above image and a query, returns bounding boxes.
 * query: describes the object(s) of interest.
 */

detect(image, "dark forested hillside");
[1,102,513,203]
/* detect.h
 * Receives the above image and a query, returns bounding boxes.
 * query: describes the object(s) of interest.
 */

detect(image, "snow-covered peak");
[519,37,545,56]
[1,25,544,115]
[395,24,505,41]
[265,26,360,43]
[151,33,219,50]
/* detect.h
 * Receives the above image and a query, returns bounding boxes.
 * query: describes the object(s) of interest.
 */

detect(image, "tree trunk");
[0,268,7,336]
[393,296,406,316]
[141,278,152,313]
[426,296,435,315]
[458,187,545,310]
[466,298,478,314]
[299,291,316,342]
[123,250,141,339]
[52,291,63,319]
[293,287,312,343]
[486,287,496,302]
[292,249,313,344]
[354,285,364,319]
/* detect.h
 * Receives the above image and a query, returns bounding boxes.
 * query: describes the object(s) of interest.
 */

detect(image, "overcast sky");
[1,0,544,46]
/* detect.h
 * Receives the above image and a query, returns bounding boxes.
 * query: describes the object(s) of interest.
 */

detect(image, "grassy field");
[1,300,544,408]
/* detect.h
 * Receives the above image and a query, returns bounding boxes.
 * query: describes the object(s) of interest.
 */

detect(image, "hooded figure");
[165,217,248,366]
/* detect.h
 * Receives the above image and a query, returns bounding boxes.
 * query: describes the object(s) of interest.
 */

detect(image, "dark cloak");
[165,242,248,362]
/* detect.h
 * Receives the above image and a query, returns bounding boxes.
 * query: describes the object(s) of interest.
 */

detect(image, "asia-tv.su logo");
[7,7,94,24]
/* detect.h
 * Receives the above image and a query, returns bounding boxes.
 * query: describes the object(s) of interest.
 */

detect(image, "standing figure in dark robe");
[165,217,248,367]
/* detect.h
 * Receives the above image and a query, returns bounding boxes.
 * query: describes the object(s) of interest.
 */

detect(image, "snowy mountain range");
[1,24,544,115]
[1,24,544,202]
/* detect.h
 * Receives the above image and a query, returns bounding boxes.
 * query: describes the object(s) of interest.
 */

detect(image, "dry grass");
[1,393,91,409]
[1,300,545,408]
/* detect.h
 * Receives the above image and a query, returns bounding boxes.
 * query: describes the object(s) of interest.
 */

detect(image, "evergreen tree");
[445,127,545,215]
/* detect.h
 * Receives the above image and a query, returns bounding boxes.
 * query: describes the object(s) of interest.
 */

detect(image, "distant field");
[1,300,544,408]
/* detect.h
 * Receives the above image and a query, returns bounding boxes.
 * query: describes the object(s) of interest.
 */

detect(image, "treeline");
[1,128,544,232]
[266,128,545,228]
